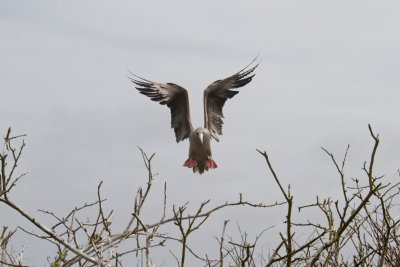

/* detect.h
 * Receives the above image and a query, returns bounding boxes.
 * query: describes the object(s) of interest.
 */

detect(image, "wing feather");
[129,73,193,142]
[203,58,259,141]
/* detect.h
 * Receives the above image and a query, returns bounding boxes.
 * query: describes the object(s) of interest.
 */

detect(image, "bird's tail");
[194,159,218,174]
[195,160,207,174]
[183,158,217,174]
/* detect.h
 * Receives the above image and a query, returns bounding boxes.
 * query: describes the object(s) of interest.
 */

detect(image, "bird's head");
[194,128,210,144]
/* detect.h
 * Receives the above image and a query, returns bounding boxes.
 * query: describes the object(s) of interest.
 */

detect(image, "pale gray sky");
[1,1,400,265]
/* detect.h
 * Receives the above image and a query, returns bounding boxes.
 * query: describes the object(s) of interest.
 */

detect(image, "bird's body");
[184,128,215,174]
[130,58,258,174]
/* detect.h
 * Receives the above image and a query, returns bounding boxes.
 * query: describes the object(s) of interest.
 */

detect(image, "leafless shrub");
[0,128,277,266]
[1,124,399,266]
[257,125,400,267]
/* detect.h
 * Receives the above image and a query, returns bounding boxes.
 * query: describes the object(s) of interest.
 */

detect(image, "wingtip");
[252,53,263,65]
[127,70,154,84]
[236,56,261,77]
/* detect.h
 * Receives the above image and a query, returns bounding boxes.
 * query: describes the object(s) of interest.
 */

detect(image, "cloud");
[1,0,400,265]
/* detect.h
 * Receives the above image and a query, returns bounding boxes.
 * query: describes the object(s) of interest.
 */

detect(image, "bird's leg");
[183,158,197,168]
[206,156,218,169]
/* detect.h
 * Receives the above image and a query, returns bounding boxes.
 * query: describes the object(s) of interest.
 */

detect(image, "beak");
[198,132,204,144]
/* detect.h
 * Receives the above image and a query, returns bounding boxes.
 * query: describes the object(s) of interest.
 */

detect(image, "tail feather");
[197,160,208,174]
[183,157,217,174]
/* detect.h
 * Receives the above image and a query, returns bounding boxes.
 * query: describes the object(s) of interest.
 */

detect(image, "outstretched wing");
[203,58,259,141]
[129,73,193,142]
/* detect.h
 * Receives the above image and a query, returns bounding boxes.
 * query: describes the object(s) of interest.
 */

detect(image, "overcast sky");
[1,1,400,265]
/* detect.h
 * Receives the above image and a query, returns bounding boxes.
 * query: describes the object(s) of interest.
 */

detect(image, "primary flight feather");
[129,58,259,174]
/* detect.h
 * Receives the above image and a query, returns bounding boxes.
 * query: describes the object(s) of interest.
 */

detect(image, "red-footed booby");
[129,58,259,174]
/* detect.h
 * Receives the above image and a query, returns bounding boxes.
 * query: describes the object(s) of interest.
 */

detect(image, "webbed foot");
[183,158,197,168]
[206,157,218,169]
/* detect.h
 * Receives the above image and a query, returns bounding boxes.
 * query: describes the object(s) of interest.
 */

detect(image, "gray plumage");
[129,58,258,174]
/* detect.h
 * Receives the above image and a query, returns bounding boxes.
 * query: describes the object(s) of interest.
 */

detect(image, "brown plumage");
[129,58,259,174]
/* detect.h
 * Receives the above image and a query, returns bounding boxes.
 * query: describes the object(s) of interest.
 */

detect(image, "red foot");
[183,158,197,168]
[206,158,218,169]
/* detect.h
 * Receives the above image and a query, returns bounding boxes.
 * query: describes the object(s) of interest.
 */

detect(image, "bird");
[129,58,259,174]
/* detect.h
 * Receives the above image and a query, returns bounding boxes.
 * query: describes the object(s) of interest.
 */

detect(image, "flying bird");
[129,58,259,174]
